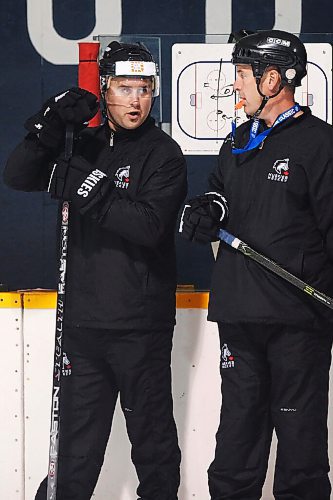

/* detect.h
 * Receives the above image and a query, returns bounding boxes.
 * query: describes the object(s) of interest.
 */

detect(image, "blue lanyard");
[231,103,301,155]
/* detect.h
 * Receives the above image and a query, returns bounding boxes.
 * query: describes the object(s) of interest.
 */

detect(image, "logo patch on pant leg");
[221,343,235,369]
[62,351,72,376]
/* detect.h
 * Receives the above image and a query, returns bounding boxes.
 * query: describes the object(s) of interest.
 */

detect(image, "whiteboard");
[172,43,332,155]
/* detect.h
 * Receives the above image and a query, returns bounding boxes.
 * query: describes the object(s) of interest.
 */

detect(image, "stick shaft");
[218,229,333,310]
[47,125,73,499]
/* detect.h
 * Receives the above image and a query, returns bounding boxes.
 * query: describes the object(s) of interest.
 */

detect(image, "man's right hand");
[179,192,228,243]
[24,87,99,150]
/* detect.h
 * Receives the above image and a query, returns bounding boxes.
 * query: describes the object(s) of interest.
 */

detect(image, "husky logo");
[115,165,130,189]
[268,158,290,183]
[221,343,235,369]
[273,158,289,174]
[62,352,72,377]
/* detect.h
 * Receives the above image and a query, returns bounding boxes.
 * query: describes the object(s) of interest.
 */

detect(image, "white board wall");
[172,43,333,155]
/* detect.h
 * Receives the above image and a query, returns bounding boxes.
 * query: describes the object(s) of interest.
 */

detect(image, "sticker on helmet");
[267,37,291,47]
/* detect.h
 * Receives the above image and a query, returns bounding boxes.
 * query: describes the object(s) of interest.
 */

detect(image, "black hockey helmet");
[231,30,307,87]
[99,41,159,96]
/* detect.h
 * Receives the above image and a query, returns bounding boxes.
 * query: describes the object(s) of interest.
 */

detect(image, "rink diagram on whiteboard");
[171,43,332,155]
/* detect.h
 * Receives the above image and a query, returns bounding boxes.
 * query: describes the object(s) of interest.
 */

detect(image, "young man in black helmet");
[180,30,333,500]
[4,41,187,500]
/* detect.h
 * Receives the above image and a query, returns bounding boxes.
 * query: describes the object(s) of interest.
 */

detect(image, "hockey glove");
[24,88,99,151]
[179,192,228,243]
[48,154,109,214]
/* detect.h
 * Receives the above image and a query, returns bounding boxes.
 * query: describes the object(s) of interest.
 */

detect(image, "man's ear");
[266,69,281,94]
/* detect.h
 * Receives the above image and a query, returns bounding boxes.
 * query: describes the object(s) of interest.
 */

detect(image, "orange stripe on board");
[1,290,209,310]
[0,292,22,308]
[176,292,209,309]
[22,291,57,309]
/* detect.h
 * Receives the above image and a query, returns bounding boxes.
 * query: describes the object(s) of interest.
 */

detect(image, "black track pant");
[208,323,332,500]
[35,327,181,500]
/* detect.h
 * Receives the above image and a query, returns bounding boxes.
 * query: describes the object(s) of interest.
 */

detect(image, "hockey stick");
[218,229,333,310]
[45,42,101,499]
[46,123,74,500]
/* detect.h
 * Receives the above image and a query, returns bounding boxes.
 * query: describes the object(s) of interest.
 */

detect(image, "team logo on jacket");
[267,158,290,183]
[221,343,235,369]
[114,165,130,189]
[62,352,72,376]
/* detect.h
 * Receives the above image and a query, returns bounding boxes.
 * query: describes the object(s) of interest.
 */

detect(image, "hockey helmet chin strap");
[100,95,121,131]
[251,63,284,119]
[232,64,300,155]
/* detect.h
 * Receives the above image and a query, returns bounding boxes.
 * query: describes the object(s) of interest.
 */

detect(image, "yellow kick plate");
[1,290,209,310]
[0,292,22,308]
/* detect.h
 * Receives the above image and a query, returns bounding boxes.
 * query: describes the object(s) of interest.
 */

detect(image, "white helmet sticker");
[115,60,157,76]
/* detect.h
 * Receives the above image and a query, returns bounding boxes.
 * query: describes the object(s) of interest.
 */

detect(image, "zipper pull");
[110,131,114,147]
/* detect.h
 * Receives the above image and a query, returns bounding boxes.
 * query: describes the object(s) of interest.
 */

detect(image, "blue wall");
[1,1,332,290]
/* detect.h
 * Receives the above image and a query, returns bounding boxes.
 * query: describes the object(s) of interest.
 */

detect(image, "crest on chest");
[267,158,290,183]
[114,165,131,189]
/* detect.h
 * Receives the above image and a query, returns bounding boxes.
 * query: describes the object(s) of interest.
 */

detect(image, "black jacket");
[4,118,187,329]
[207,107,333,328]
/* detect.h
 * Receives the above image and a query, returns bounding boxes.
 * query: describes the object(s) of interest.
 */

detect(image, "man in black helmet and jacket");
[4,41,187,500]
[180,30,333,500]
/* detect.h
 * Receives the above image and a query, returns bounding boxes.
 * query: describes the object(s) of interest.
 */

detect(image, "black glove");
[25,87,99,150]
[179,192,228,243]
[48,154,109,213]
